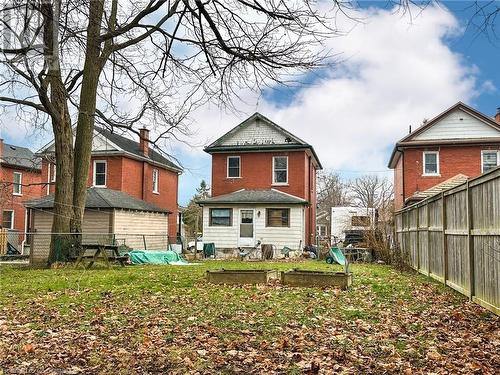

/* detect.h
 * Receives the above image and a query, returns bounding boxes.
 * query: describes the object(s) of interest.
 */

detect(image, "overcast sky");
[1,2,500,206]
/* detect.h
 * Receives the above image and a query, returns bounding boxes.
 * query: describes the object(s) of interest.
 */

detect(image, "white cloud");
[182,4,487,178]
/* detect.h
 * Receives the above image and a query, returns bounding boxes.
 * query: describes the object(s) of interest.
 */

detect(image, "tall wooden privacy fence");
[395,169,500,315]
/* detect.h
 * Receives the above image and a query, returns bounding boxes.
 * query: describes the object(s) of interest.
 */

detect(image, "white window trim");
[481,150,499,173]
[272,156,289,185]
[2,210,14,230]
[226,156,241,178]
[13,172,22,196]
[152,168,159,194]
[51,163,56,182]
[422,151,440,176]
[93,160,107,187]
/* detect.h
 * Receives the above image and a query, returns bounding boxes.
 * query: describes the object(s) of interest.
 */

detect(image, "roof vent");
[285,137,292,143]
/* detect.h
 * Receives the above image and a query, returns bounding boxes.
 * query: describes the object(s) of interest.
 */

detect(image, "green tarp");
[127,250,188,265]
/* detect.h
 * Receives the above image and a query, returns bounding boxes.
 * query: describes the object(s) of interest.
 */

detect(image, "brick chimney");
[139,128,149,157]
[495,108,500,124]
[0,138,3,161]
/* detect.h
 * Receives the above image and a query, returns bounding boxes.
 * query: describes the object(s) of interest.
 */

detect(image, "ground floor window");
[2,210,14,229]
[266,208,290,227]
[209,208,233,226]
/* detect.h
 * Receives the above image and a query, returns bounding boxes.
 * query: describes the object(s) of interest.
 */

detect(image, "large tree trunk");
[43,0,74,265]
[71,0,105,234]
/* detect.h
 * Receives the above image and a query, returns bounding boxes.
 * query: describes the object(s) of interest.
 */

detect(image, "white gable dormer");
[39,128,121,154]
[412,108,500,141]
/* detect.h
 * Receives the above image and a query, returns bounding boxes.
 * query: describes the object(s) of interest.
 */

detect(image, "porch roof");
[197,189,308,205]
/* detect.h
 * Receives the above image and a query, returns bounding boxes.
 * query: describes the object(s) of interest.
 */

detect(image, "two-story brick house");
[198,113,322,255]
[37,127,183,238]
[389,102,500,209]
[0,139,42,234]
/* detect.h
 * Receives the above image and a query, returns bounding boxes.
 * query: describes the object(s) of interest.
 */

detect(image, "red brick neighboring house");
[198,113,322,254]
[38,127,183,238]
[389,102,500,209]
[0,139,42,233]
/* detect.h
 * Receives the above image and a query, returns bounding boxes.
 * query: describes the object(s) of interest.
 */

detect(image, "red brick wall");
[397,144,500,208]
[211,150,317,245]
[41,155,179,239]
[0,165,42,232]
[211,151,309,198]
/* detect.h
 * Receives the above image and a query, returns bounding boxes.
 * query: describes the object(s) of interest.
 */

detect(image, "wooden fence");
[395,168,500,315]
[0,228,7,255]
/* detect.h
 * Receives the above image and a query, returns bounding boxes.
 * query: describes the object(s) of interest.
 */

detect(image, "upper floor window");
[152,169,159,193]
[423,151,439,176]
[481,150,499,173]
[93,160,107,187]
[273,156,288,184]
[13,172,22,195]
[2,210,14,229]
[51,163,56,182]
[227,156,240,178]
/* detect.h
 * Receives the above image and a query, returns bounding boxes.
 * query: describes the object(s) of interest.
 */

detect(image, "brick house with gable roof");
[389,102,500,209]
[198,113,322,255]
[38,127,183,238]
[0,139,42,234]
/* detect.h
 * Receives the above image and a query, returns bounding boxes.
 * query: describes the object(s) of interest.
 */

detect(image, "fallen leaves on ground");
[0,261,498,374]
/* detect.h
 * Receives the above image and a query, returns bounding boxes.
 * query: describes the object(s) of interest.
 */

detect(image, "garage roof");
[26,187,170,214]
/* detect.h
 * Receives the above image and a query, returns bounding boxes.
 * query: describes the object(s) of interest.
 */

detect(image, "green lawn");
[0,261,498,374]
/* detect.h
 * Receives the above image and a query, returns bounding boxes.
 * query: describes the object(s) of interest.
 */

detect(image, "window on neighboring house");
[2,210,14,229]
[317,224,327,238]
[13,172,22,195]
[423,151,439,176]
[352,215,371,227]
[152,169,159,193]
[51,163,56,182]
[227,156,240,178]
[481,150,499,173]
[266,208,290,227]
[209,208,232,226]
[93,160,107,187]
[273,156,288,184]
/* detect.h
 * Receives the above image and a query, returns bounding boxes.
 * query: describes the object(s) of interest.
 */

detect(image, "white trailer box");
[330,206,376,242]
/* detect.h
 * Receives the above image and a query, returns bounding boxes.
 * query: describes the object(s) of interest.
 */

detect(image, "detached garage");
[25,187,170,264]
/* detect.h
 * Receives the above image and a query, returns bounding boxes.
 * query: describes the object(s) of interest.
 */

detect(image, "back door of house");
[238,209,255,247]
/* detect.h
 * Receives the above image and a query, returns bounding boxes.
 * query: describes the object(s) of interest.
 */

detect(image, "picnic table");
[73,244,128,269]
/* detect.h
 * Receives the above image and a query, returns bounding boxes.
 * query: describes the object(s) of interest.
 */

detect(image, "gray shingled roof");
[197,189,308,205]
[94,127,182,172]
[204,113,323,169]
[1,143,41,170]
[26,187,170,213]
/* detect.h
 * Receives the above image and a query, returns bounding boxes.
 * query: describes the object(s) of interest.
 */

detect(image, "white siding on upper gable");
[221,119,290,146]
[412,108,500,141]
[42,130,120,153]
[202,205,305,251]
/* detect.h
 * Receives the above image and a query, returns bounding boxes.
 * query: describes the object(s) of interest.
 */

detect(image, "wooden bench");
[73,244,128,269]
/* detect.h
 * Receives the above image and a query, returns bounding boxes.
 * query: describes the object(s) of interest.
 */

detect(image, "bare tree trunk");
[43,0,74,265]
[71,0,105,234]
